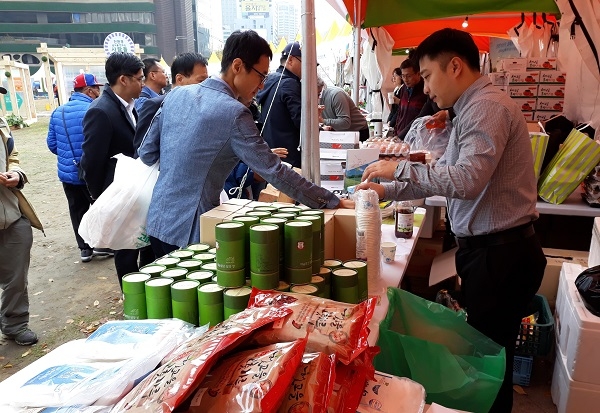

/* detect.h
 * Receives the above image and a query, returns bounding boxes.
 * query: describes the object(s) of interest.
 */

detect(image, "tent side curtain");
[337,0,560,27]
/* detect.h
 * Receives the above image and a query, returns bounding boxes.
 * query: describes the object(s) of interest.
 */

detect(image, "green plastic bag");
[374,288,505,413]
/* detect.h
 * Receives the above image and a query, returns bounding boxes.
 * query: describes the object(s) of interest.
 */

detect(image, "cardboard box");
[500,58,527,71]
[539,71,567,84]
[512,98,537,112]
[534,111,562,122]
[200,209,233,246]
[323,213,335,259]
[540,248,588,308]
[506,84,539,97]
[527,57,558,70]
[488,72,507,86]
[320,160,345,176]
[321,180,345,193]
[507,70,540,84]
[522,112,535,122]
[223,198,252,207]
[405,230,445,278]
[538,84,565,98]
[537,98,565,112]
[333,208,357,261]
[527,122,542,132]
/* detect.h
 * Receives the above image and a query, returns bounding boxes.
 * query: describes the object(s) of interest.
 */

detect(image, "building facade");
[273,0,299,44]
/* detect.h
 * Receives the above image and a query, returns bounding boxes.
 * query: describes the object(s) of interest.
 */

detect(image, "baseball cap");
[73,73,102,90]
[0,86,6,94]
[282,42,302,58]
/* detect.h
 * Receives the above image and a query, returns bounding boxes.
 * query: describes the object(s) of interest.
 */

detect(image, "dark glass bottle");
[394,201,414,239]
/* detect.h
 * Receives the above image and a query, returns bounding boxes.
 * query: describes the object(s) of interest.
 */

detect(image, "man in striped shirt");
[359,28,546,413]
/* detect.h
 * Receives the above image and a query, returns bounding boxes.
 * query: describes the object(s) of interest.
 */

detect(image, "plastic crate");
[513,355,533,386]
[515,294,554,356]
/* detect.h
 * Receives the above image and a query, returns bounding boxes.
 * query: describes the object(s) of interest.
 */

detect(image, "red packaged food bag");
[327,346,379,413]
[247,288,376,365]
[278,352,336,413]
[184,339,307,412]
[111,306,292,413]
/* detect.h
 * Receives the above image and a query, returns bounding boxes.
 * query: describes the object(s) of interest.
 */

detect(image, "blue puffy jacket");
[47,92,94,185]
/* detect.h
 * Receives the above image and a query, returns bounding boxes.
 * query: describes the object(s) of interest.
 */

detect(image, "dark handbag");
[61,108,85,181]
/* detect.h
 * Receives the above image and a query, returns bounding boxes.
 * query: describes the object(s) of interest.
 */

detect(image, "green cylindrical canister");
[169,249,195,260]
[160,267,188,281]
[323,259,343,271]
[177,259,203,272]
[290,284,319,296]
[201,262,218,273]
[122,272,151,320]
[171,279,200,325]
[250,270,279,290]
[319,267,332,285]
[276,280,291,292]
[249,223,279,274]
[332,268,359,304]
[223,286,252,319]
[186,243,211,253]
[295,215,322,274]
[186,270,214,285]
[216,268,246,288]
[197,282,224,327]
[245,210,271,219]
[299,209,326,262]
[154,256,180,269]
[343,260,368,302]
[192,252,216,263]
[211,274,218,283]
[215,222,245,272]
[285,266,312,285]
[311,275,329,298]
[139,264,167,278]
[284,220,313,269]
[145,277,174,319]
[271,212,297,221]
[208,247,217,254]
[278,206,302,215]
[254,205,279,213]
[231,215,260,268]
[260,217,287,267]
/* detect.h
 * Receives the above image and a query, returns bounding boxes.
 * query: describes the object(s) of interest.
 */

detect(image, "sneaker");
[81,248,93,262]
[4,328,38,346]
[93,248,114,257]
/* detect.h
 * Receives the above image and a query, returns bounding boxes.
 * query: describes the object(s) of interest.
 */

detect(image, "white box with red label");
[507,71,540,84]
[538,84,565,98]
[512,98,537,112]
[534,111,562,122]
[500,58,527,71]
[506,84,539,97]
[539,71,567,84]
[527,57,558,70]
[537,98,565,112]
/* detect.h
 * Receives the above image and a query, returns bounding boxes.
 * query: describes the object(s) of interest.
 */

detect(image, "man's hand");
[354,181,385,200]
[0,172,19,188]
[272,147,288,158]
[361,160,398,182]
[337,198,355,209]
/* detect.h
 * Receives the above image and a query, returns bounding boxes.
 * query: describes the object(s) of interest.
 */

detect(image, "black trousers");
[455,233,546,413]
[114,246,155,289]
[149,236,179,258]
[62,183,93,250]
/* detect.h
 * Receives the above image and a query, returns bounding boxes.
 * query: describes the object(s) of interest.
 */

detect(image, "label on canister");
[284,221,313,269]
[249,224,279,274]
[215,222,245,271]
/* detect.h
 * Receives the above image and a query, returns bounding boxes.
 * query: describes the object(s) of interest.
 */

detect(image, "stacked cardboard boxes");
[489,57,565,123]
[319,131,360,193]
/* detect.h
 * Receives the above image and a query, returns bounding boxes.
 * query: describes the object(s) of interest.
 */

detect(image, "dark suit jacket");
[133,94,165,157]
[81,85,137,199]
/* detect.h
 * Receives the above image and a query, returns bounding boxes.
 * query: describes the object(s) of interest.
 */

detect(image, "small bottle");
[394,201,414,239]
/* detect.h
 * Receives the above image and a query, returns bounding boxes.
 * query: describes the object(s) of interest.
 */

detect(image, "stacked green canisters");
[139,263,167,278]
[299,209,326,262]
[123,272,151,320]
[260,217,287,274]
[323,259,343,271]
[186,270,214,285]
[295,215,322,274]
[169,249,195,260]
[192,252,216,263]
[154,256,180,268]
[284,220,313,285]
[160,267,188,281]
[177,259,203,272]
[197,282,224,327]
[245,210,271,220]
[223,286,252,318]
[171,279,200,325]
[343,260,368,302]
[187,243,211,253]
[290,284,319,296]
[249,223,280,290]
[254,205,278,214]
[145,277,174,319]
[215,221,246,288]
[332,268,359,304]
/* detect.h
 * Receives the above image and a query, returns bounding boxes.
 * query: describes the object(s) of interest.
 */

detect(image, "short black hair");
[221,30,272,73]
[171,52,208,79]
[105,53,144,86]
[392,67,402,77]
[400,58,419,73]
[142,58,161,78]
[414,28,480,72]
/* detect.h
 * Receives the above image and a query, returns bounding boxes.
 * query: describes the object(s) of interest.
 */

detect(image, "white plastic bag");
[79,154,158,250]
[404,116,452,164]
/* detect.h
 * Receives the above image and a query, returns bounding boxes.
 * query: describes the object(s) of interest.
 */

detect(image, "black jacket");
[256,66,302,168]
[81,85,137,199]
[133,94,165,157]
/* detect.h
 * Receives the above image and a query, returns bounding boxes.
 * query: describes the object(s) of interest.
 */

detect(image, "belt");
[455,223,535,249]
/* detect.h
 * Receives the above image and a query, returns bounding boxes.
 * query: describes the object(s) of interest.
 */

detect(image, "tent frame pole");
[352,0,361,106]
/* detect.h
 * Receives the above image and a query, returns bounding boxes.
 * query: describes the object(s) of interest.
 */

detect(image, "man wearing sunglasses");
[256,41,303,168]
[81,52,155,289]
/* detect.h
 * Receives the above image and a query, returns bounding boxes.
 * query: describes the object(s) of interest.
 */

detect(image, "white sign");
[103,32,135,57]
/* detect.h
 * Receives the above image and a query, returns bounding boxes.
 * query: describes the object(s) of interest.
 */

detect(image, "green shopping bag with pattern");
[538,127,600,204]
[374,288,505,413]
[530,132,549,181]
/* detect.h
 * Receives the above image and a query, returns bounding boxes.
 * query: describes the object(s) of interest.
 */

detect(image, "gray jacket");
[139,77,339,247]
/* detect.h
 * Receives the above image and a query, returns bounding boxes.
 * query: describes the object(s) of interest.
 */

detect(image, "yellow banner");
[241,1,269,13]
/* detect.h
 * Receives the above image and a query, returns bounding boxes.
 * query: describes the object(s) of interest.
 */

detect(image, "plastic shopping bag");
[374,288,505,413]
[404,116,451,164]
[538,127,600,204]
[79,154,158,250]
[530,132,549,181]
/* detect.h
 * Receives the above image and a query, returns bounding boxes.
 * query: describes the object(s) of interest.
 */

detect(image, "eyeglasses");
[400,73,416,79]
[248,65,268,85]
[126,74,145,82]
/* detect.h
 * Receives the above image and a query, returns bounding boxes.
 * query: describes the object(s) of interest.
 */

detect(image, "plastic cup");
[381,241,397,263]
[388,92,395,104]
